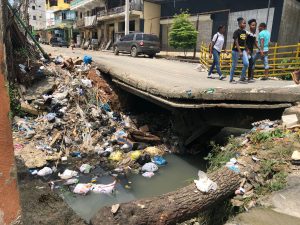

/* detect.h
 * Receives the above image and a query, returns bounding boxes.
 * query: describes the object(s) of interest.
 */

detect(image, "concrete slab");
[270,175,300,218]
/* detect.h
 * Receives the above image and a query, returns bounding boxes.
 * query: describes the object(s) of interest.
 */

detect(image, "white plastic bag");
[91,180,116,194]
[73,183,92,195]
[142,172,155,178]
[141,162,158,172]
[194,170,217,193]
[37,167,53,176]
[79,164,92,173]
[58,169,78,179]
[64,178,79,185]
[81,79,92,88]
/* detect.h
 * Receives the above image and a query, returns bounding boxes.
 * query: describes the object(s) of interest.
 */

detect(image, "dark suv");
[50,37,69,48]
[113,33,160,58]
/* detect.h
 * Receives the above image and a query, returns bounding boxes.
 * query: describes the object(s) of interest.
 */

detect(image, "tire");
[114,46,119,55]
[148,53,156,58]
[131,46,138,57]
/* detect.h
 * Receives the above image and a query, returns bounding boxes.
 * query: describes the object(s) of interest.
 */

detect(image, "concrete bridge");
[43,45,300,145]
[94,52,300,110]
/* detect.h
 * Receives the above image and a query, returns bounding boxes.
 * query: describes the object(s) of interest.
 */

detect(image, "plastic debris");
[79,164,92,174]
[83,55,92,64]
[61,156,68,161]
[58,169,78,179]
[73,183,92,195]
[235,187,246,195]
[226,158,240,173]
[37,167,53,176]
[144,147,163,156]
[45,113,56,122]
[130,151,142,161]
[194,170,217,193]
[70,152,81,157]
[136,154,151,165]
[54,55,64,64]
[204,88,215,94]
[142,171,155,178]
[153,155,167,166]
[109,151,123,161]
[29,169,38,175]
[81,79,92,88]
[91,180,116,194]
[141,162,158,172]
[64,178,79,185]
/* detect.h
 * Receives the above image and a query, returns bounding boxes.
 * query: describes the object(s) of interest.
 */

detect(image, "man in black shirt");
[246,19,257,81]
[229,17,249,83]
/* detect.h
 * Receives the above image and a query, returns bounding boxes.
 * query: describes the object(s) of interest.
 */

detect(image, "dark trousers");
[248,50,254,80]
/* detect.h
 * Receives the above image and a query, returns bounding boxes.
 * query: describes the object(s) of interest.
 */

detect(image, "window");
[32,5,35,10]
[143,34,159,42]
[64,0,71,3]
[123,34,134,41]
[135,34,143,41]
[33,15,36,20]
[49,0,57,7]
[62,12,66,20]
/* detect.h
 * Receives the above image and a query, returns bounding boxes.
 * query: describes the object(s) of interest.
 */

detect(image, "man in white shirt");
[208,25,226,80]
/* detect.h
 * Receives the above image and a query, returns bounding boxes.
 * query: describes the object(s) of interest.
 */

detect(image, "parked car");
[113,33,160,58]
[50,37,69,48]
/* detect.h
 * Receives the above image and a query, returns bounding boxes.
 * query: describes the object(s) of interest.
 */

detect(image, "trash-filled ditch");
[13,54,211,223]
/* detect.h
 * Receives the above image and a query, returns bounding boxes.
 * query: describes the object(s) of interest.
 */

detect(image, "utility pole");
[266,0,271,26]
[125,0,130,35]
[193,14,200,59]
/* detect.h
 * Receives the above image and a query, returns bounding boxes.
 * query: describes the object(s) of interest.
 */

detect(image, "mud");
[16,160,87,225]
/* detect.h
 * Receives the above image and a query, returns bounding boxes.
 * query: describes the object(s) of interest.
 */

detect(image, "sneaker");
[207,75,214,79]
[261,77,269,80]
[219,75,226,80]
[238,79,248,84]
[229,79,237,84]
[248,78,255,83]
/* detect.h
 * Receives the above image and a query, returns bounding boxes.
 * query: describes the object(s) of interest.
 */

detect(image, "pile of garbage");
[13,54,169,195]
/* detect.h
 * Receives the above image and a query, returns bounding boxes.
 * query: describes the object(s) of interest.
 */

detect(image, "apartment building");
[28,0,47,31]
[43,0,77,42]
[70,0,161,48]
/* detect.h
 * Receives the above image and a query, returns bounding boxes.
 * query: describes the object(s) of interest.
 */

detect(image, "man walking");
[253,23,271,80]
[229,17,249,84]
[246,19,257,81]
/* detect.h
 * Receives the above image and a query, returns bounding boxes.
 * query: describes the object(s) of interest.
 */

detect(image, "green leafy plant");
[250,129,286,144]
[205,141,236,172]
[169,11,198,57]
[8,83,25,118]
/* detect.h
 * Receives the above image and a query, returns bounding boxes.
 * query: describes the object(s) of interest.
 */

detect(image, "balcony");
[84,15,97,27]
[74,18,84,28]
[74,15,97,28]
[70,0,104,10]
[97,3,142,20]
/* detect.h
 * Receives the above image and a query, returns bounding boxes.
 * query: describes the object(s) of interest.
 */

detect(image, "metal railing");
[200,42,300,78]
[97,3,142,17]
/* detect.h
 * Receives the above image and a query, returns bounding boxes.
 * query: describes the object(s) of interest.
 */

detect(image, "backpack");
[209,33,219,52]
